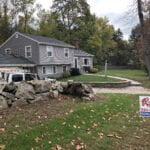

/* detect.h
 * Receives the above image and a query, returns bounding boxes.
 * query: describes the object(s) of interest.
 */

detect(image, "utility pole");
[104,60,108,78]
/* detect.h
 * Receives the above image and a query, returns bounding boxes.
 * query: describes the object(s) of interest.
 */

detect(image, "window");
[42,66,46,74]
[25,46,32,58]
[5,48,11,55]
[84,58,89,65]
[53,66,57,74]
[64,48,69,57]
[63,66,67,72]
[12,75,23,82]
[47,46,53,57]
[25,74,35,81]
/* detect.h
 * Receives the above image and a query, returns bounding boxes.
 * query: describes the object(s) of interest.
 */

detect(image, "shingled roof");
[20,32,75,48]
[0,54,35,67]
[74,49,93,57]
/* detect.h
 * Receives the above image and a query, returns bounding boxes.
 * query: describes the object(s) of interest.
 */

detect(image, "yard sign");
[139,96,150,117]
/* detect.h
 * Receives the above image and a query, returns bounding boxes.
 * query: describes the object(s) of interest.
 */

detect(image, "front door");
[74,57,78,68]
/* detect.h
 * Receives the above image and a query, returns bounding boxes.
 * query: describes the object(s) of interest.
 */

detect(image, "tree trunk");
[137,0,150,78]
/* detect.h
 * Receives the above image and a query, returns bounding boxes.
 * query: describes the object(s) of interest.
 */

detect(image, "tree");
[51,0,91,43]
[137,0,150,78]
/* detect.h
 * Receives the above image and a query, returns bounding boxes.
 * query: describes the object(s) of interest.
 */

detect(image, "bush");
[62,72,71,78]
[89,68,99,74]
[70,68,81,76]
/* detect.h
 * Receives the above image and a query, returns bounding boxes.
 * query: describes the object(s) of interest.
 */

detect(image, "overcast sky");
[36,0,139,39]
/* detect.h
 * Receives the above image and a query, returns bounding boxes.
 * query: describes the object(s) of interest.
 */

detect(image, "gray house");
[0,32,93,79]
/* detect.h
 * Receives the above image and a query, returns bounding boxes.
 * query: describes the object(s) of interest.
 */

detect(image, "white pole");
[105,60,108,77]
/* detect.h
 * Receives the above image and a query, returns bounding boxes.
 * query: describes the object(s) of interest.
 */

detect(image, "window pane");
[12,75,23,82]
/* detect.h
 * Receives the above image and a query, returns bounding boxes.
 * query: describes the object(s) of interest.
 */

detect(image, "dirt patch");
[0,95,81,129]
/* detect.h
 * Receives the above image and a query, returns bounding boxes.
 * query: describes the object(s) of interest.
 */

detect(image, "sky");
[36,0,139,39]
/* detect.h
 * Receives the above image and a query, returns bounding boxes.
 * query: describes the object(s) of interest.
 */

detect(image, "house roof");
[74,49,93,57]
[20,32,75,48]
[0,54,35,67]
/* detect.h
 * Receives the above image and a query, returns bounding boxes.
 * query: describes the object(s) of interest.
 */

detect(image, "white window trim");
[5,48,12,55]
[25,46,32,58]
[47,46,53,57]
[64,48,69,58]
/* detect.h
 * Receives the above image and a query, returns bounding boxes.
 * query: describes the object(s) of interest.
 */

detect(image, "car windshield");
[12,74,23,82]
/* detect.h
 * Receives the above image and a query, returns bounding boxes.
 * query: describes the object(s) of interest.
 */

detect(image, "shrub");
[62,72,71,78]
[89,68,99,74]
[70,68,81,76]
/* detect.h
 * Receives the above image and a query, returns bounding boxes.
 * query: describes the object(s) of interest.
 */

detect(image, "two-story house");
[0,32,93,79]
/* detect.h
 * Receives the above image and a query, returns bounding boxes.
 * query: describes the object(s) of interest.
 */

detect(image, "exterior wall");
[0,33,40,64]
[39,45,74,65]
[72,56,93,70]
[37,65,71,79]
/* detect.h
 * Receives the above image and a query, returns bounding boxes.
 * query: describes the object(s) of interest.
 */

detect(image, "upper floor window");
[25,46,32,58]
[47,46,53,57]
[5,48,11,55]
[64,48,69,57]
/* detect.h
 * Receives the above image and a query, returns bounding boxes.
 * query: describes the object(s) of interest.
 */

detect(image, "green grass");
[99,69,150,88]
[61,75,120,83]
[0,94,150,149]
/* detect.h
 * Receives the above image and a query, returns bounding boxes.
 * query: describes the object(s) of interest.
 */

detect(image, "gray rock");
[82,97,91,101]
[57,84,64,93]
[82,84,93,94]
[29,80,52,94]
[50,90,59,98]
[0,92,15,100]
[3,82,17,94]
[33,92,51,102]
[0,95,8,109]
[12,98,29,107]
[15,82,35,100]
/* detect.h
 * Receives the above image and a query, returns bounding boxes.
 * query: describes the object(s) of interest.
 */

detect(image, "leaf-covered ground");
[0,94,150,150]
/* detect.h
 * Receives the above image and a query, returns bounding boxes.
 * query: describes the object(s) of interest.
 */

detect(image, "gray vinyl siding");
[0,33,39,64]
[39,45,74,65]
[37,65,71,79]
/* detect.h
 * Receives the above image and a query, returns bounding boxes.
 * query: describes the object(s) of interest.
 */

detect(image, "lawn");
[61,75,120,83]
[0,94,149,150]
[99,69,150,88]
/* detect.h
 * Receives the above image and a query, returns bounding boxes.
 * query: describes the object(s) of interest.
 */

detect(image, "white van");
[6,73,39,83]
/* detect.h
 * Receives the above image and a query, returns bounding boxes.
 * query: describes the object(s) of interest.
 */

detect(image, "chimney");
[73,39,80,49]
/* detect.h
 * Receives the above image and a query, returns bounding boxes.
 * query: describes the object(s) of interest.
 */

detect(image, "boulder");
[50,90,59,98]
[12,98,29,107]
[82,84,94,94]
[29,80,52,94]
[57,84,64,93]
[33,92,51,103]
[0,92,15,100]
[3,82,17,94]
[15,82,35,100]
[0,95,8,109]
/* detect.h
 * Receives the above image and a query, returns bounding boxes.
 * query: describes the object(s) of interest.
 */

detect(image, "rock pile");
[0,80,95,109]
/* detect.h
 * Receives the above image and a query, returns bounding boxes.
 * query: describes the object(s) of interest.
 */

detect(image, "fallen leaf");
[56,145,62,150]
[98,132,104,139]
[115,135,122,139]
[34,137,40,143]
[0,128,5,132]
[107,134,114,137]
[0,144,5,150]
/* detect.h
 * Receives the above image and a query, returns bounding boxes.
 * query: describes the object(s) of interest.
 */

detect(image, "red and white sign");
[139,96,150,117]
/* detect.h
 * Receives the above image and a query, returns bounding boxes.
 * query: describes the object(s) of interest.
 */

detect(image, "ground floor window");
[63,66,67,72]
[53,66,57,74]
[42,66,46,74]
[84,58,89,65]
